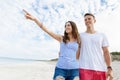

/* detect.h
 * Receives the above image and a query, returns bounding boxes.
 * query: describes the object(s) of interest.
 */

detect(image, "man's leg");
[79,69,93,80]
[79,69,106,80]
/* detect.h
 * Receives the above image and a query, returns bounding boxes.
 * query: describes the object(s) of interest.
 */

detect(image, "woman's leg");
[53,67,66,80]
[66,69,79,80]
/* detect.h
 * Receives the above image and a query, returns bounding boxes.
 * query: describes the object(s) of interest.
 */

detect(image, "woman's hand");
[23,9,36,21]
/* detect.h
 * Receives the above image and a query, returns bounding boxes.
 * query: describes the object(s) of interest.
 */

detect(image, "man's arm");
[102,47,111,66]
[102,47,113,80]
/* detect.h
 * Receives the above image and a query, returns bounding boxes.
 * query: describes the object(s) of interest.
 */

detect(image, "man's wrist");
[107,66,112,70]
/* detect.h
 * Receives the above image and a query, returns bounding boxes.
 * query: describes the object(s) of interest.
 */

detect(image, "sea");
[0,57,39,64]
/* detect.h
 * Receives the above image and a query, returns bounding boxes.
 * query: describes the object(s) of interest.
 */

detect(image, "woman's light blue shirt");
[56,41,79,69]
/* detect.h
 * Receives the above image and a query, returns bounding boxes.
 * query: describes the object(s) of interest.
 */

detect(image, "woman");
[23,9,80,80]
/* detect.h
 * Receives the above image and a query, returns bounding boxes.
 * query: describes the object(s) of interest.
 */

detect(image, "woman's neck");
[68,34,75,42]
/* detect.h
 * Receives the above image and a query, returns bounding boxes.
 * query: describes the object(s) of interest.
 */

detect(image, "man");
[78,13,113,80]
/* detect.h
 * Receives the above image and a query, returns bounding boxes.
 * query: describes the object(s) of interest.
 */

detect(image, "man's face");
[84,15,96,28]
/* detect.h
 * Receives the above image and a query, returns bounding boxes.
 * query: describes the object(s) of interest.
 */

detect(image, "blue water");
[0,57,38,64]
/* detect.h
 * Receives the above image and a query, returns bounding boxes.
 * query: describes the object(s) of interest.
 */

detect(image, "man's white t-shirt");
[79,32,109,71]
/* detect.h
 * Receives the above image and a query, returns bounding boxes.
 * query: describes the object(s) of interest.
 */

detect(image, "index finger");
[23,9,29,14]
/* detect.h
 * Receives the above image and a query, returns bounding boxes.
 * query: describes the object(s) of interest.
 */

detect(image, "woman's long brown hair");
[63,21,80,45]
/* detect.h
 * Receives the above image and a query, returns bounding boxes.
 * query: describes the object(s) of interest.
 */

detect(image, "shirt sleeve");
[102,33,109,47]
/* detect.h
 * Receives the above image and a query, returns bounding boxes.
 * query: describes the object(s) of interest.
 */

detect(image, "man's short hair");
[84,13,95,18]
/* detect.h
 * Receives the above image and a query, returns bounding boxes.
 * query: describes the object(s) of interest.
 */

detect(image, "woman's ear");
[94,19,96,23]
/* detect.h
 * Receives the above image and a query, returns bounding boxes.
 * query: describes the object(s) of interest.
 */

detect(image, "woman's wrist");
[33,18,37,22]
[34,18,43,28]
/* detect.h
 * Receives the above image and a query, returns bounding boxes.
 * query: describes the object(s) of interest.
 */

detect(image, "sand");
[0,61,119,80]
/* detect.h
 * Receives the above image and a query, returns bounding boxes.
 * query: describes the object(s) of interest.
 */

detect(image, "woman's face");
[65,22,72,34]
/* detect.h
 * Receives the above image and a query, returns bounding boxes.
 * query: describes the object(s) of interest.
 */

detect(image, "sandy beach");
[0,61,56,80]
[0,61,119,80]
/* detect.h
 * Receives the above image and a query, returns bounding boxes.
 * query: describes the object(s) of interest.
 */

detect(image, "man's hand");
[107,69,113,80]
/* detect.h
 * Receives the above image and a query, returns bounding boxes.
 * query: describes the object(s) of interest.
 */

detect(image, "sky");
[0,0,120,60]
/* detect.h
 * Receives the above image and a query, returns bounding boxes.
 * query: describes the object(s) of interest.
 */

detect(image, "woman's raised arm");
[23,9,62,42]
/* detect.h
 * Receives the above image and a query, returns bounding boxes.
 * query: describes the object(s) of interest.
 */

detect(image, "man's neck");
[86,27,96,34]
